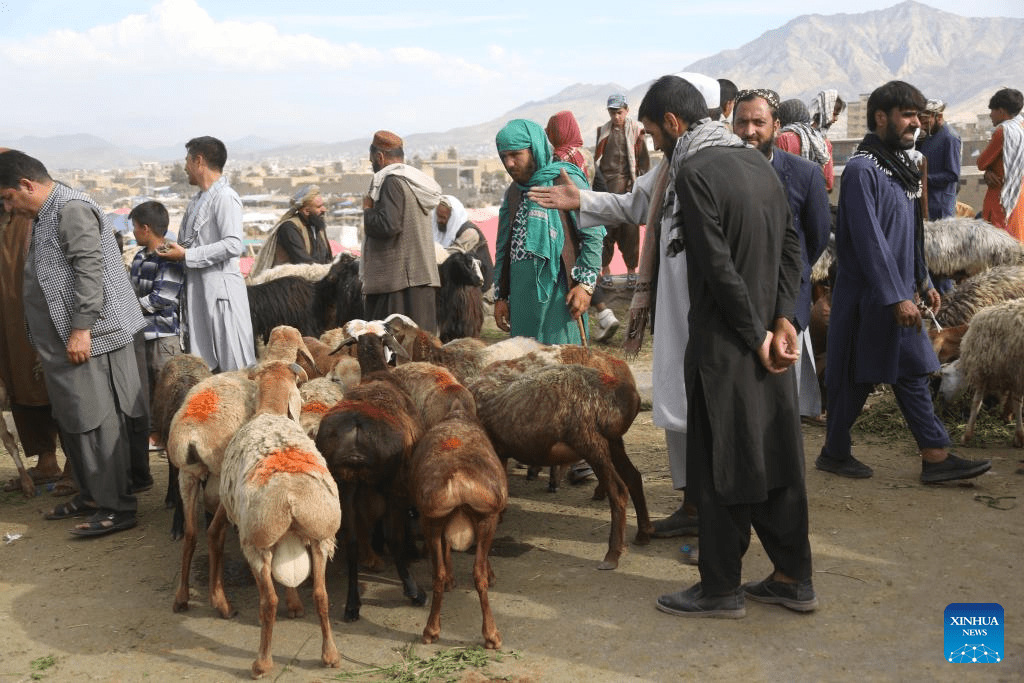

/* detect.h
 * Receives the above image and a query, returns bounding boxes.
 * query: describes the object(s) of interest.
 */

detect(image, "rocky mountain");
[8,1,1021,170]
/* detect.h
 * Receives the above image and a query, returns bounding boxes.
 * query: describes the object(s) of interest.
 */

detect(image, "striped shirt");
[129,248,185,340]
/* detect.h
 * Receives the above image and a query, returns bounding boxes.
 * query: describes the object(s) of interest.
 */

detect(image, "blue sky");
[0,0,1020,148]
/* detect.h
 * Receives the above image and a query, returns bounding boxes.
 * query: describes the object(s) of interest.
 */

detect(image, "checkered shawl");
[999,114,1024,216]
[29,183,145,355]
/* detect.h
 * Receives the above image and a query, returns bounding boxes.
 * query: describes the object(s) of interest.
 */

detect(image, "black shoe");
[921,453,991,484]
[815,449,873,478]
[651,507,699,538]
[656,583,745,619]
[743,575,818,612]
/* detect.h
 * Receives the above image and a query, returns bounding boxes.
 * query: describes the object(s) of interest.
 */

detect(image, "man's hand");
[565,285,592,320]
[494,299,511,332]
[66,328,91,365]
[526,169,581,210]
[756,331,786,374]
[158,241,186,262]
[925,287,941,315]
[983,169,1003,189]
[770,317,799,370]
[362,195,374,210]
[893,299,922,327]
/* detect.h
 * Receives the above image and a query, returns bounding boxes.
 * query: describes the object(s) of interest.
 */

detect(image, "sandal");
[50,478,78,497]
[69,510,137,537]
[43,497,97,520]
[567,462,595,484]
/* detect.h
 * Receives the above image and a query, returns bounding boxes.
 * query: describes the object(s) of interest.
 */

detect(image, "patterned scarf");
[852,132,929,291]
[809,89,840,131]
[495,119,589,299]
[999,113,1024,216]
[664,119,748,256]
[780,122,831,168]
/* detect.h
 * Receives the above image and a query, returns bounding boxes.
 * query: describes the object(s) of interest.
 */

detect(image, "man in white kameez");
[160,136,255,372]
[529,72,722,539]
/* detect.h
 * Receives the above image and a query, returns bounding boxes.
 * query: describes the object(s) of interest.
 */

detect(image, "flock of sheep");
[143,270,650,678]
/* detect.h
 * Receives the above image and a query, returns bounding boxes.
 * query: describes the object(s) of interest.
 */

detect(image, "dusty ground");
[1,296,1022,683]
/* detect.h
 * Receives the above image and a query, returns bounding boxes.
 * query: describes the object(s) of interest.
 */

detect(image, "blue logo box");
[945,603,1003,663]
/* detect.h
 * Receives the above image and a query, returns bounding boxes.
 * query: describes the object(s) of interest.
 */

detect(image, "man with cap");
[493,119,604,345]
[917,99,962,220]
[594,93,650,289]
[249,185,332,279]
[362,130,442,334]
[529,72,722,541]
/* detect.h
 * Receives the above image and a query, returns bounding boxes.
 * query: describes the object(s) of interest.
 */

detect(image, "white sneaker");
[593,309,620,342]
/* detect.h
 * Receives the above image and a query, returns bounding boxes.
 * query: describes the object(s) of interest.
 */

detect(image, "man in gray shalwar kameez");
[0,150,147,536]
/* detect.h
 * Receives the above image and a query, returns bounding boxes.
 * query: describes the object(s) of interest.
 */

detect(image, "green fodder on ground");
[852,385,1019,447]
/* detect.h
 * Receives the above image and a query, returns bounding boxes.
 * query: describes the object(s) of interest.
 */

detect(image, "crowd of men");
[1,74,1021,618]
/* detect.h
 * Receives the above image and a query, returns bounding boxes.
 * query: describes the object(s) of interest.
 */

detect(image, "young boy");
[128,201,185,451]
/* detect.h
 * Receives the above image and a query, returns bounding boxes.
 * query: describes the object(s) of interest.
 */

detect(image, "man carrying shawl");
[776,98,836,191]
[493,119,604,344]
[248,184,332,280]
[817,81,990,484]
[362,130,442,334]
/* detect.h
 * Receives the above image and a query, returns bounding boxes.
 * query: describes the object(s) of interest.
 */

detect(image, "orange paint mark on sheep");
[182,389,220,422]
[440,437,462,451]
[303,401,330,415]
[330,399,401,427]
[250,446,330,485]
[599,373,618,387]
[428,368,456,388]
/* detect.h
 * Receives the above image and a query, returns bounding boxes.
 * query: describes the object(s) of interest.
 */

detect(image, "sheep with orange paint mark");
[213,360,341,679]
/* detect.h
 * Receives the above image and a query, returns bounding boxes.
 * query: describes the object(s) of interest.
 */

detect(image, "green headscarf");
[495,119,589,302]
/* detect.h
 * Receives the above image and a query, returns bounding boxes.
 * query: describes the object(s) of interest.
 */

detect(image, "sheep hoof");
[596,558,619,571]
[633,531,652,546]
[409,588,427,606]
[251,659,271,679]
[422,630,439,644]
[172,598,190,613]
[484,633,502,649]
[343,608,360,623]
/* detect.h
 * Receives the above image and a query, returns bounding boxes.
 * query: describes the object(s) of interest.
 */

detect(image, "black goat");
[247,254,364,350]
[437,252,484,343]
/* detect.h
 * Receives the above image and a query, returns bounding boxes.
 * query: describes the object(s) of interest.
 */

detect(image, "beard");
[304,211,327,231]
[755,136,775,157]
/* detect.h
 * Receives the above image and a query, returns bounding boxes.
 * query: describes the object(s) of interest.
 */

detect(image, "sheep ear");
[288,362,308,384]
[330,337,357,356]
[384,333,411,361]
[287,388,303,422]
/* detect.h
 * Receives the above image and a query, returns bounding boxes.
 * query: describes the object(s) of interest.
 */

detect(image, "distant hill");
[9,1,1022,170]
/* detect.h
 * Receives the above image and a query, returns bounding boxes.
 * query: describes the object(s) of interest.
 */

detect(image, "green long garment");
[494,119,605,343]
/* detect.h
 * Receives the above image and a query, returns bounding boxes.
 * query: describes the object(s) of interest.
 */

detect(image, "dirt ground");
[1,302,1023,682]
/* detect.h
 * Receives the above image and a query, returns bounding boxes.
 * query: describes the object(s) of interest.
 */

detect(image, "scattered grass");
[332,644,520,683]
[29,655,57,680]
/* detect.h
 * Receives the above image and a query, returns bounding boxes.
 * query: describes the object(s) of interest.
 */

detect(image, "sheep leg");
[443,534,455,591]
[587,442,628,570]
[608,436,652,544]
[173,473,201,612]
[250,553,277,679]
[387,504,426,606]
[311,540,340,669]
[962,389,985,446]
[0,414,34,498]
[1013,392,1024,448]
[421,519,446,644]
[284,587,304,619]
[341,485,362,622]
[474,513,502,649]
[206,503,236,618]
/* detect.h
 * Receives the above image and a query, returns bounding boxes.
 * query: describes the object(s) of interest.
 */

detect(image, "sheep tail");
[445,509,475,552]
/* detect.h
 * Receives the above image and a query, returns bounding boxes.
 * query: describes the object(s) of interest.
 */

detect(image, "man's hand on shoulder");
[527,169,581,210]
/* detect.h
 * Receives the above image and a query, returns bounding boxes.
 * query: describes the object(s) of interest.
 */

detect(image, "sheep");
[437,251,485,343]
[935,265,1024,328]
[299,377,345,440]
[209,359,340,679]
[246,253,364,350]
[384,314,488,382]
[168,370,257,614]
[924,217,1024,280]
[315,328,426,622]
[0,377,34,498]
[467,362,651,570]
[149,353,213,538]
[245,260,334,286]
[957,299,1024,447]
[409,408,507,649]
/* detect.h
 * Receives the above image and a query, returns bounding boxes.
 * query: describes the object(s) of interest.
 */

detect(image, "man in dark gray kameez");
[0,150,147,536]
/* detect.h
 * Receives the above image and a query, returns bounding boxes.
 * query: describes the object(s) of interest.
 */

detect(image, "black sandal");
[69,510,137,537]
[43,497,96,520]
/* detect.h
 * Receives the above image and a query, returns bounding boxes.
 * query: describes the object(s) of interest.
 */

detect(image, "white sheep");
[245,260,334,286]
[212,360,340,679]
[958,299,1024,447]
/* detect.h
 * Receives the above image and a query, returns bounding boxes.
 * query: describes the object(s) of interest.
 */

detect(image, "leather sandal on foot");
[44,497,97,520]
[69,510,137,537]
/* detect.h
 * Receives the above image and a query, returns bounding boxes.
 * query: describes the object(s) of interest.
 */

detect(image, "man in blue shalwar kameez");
[816,81,990,484]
